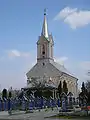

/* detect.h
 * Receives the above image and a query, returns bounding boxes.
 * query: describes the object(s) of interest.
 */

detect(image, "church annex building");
[26,10,78,98]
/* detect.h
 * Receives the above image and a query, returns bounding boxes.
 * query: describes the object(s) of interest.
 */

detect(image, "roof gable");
[50,60,77,79]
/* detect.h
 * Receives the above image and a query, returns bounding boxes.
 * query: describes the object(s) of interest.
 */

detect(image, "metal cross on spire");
[44,8,46,15]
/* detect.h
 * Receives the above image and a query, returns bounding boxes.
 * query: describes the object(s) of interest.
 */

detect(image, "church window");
[42,44,45,55]
[43,62,45,66]
[42,51,45,55]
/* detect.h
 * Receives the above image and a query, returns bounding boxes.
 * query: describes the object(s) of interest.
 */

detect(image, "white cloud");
[7,49,30,59]
[80,61,90,70]
[54,7,77,20]
[54,56,68,65]
[0,50,36,90]
[8,50,21,57]
[71,61,90,87]
[54,7,90,29]
[80,61,90,78]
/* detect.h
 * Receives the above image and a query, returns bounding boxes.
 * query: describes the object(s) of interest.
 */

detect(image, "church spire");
[41,9,49,39]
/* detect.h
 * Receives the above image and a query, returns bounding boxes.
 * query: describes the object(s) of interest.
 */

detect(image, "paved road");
[0,111,44,120]
[0,108,59,120]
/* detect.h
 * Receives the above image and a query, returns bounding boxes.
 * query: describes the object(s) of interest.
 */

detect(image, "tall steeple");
[41,9,49,39]
[37,9,54,61]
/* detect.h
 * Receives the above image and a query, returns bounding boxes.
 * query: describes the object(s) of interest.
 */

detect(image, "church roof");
[50,60,76,79]
[26,60,77,79]
[26,62,62,78]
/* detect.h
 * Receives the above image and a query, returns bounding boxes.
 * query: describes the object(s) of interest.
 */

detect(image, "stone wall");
[27,73,78,98]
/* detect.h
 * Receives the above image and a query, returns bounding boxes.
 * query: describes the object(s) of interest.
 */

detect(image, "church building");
[26,10,78,98]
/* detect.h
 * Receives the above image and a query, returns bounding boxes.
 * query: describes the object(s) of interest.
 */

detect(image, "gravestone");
[61,92,67,111]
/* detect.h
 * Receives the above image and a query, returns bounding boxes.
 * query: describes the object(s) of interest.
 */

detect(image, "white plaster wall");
[27,71,78,97]
[55,74,78,97]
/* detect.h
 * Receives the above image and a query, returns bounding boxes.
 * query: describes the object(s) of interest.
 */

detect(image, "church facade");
[26,10,78,98]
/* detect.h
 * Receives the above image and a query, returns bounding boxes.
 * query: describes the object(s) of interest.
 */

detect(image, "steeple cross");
[44,8,46,15]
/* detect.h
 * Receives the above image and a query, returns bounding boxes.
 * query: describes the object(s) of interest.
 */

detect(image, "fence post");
[3,98,7,111]
[8,98,12,115]
[22,99,26,111]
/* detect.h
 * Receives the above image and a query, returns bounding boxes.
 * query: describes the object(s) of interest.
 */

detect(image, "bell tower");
[37,9,54,63]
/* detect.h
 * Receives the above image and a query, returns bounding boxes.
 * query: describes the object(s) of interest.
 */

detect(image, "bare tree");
[31,77,47,88]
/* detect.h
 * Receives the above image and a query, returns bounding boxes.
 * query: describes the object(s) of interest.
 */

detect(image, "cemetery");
[0,88,90,120]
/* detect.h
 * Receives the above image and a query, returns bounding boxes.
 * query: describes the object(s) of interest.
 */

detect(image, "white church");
[26,10,78,98]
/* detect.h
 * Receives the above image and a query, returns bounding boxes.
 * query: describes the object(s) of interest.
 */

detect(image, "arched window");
[42,44,45,55]
[43,62,45,66]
